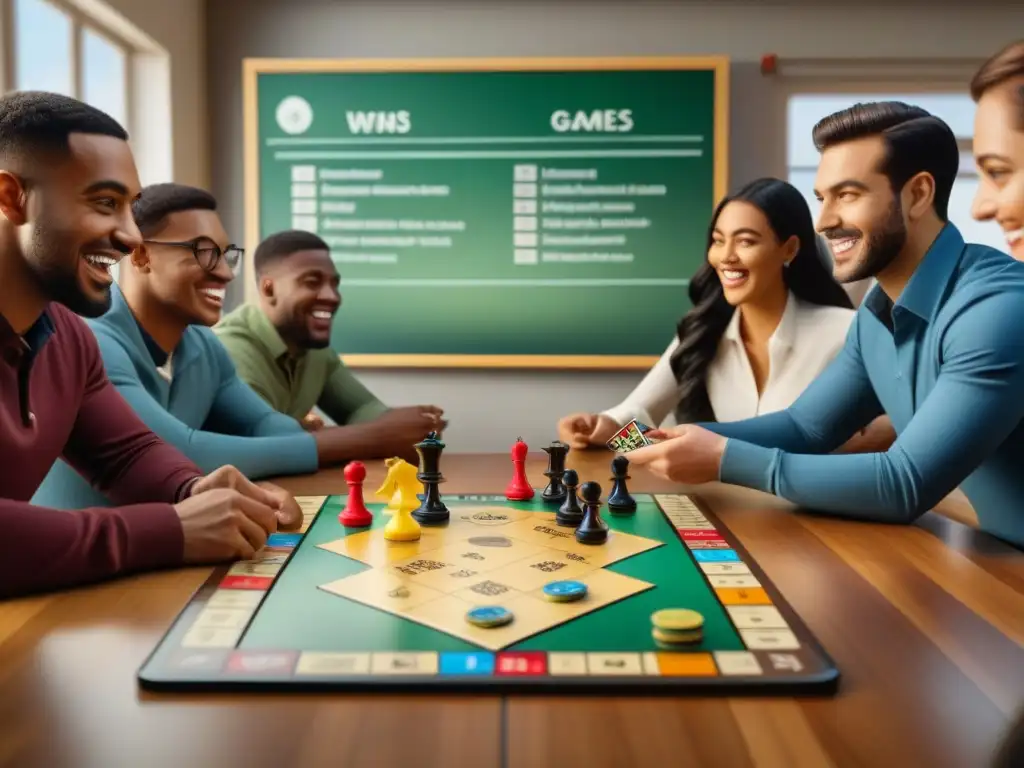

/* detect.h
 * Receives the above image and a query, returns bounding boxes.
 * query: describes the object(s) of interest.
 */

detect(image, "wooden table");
[2,452,1023,767]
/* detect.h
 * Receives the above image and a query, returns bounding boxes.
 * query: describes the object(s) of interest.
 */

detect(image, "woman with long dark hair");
[558,177,891,450]
[970,39,1024,260]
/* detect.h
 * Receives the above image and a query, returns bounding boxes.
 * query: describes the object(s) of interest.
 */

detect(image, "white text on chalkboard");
[550,109,634,132]
[345,111,412,134]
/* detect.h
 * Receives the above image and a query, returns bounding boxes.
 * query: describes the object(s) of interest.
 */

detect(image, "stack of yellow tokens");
[650,608,704,649]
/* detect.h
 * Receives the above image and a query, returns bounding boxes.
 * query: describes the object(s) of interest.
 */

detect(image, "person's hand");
[257,481,303,531]
[376,406,447,438]
[556,413,619,449]
[628,425,727,484]
[188,465,284,509]
[173,486,279,563]
[300,412,324,431]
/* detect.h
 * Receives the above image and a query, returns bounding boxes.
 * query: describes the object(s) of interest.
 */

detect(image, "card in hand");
[606,419,652,453]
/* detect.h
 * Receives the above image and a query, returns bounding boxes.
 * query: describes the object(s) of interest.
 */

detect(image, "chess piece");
[556,469,584,527]
[376,458,421,541]
[339,461,373,527]
[381,457,420,514]
[541,440,570,504]
[413,431,449,525]
[505,437,534,500]
[607,455,637,514]
[575,481,609,545]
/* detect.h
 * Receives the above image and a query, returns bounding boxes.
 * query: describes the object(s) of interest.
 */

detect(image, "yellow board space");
[318,506,663,652]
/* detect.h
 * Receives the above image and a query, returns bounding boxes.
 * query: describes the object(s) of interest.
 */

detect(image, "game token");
[650,608,704,632]
[542,580,588,602]
[652,626,704,645]
[465,606,514,628]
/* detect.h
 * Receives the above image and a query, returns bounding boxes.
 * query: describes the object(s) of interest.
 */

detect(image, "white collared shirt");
[601,292,855,426]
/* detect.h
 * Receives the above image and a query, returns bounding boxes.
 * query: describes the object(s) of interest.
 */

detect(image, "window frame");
[0,0,133,135]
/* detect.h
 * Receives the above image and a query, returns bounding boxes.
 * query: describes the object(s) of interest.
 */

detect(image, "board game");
[138,437,839,694]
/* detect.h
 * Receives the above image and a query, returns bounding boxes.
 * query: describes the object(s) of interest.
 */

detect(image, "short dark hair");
[0,90,127,168]
[970,40,1024,129]
[253,229,330,276]
[132,182,217,237]
[811,101,959,221]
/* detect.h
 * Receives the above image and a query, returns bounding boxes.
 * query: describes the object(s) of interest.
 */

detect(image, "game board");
[137,441,840,694]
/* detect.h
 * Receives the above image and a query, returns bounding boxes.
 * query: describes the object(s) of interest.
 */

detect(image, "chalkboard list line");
[266,135,705,146]
[274,150,702,160]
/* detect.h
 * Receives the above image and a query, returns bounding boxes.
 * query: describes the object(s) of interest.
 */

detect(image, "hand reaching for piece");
[628,425,727,485]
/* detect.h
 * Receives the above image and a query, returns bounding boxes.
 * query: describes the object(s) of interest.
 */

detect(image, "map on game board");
[317,505,663,651]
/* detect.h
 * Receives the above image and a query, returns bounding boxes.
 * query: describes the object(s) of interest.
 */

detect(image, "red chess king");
[505,437,534,501]
[339,461,373,527]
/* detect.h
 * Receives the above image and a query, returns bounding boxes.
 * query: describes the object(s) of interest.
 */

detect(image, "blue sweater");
[707,225,1024,547]
[32,286,319,510]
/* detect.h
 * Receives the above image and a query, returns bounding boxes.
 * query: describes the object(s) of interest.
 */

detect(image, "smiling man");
[629,101,1024,548]
[1,92,302,598]
[215,230,445,445]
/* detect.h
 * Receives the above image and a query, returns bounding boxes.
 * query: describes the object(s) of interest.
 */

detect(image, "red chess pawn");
[339,461,373,527]
[505,437,534,501]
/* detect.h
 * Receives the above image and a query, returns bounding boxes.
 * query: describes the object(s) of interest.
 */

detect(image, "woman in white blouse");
[558,177,894,451]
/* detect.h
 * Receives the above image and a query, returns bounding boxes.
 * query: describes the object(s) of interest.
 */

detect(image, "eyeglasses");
[144,239,244,274]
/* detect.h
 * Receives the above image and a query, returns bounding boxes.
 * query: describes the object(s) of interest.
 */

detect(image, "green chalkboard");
[242,57,729,368]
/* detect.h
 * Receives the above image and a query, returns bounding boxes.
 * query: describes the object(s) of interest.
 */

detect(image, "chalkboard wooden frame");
[242,56,730,369]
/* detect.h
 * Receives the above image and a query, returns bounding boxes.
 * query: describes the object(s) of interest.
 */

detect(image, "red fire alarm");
[760,54,778,75]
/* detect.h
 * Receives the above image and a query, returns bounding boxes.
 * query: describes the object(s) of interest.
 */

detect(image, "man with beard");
[628,101,1024,548]
[0,91,295,598]
[215,230,445,454]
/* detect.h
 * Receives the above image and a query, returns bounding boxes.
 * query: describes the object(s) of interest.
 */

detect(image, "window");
[14,0,73,95]
[787,92,1007,257]
[81,28,127,127]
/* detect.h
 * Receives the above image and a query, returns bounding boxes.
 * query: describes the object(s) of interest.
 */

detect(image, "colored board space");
[243,56,728,368]
[137,493,839,694]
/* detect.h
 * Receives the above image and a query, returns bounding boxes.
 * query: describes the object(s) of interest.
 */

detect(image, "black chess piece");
[607,455,637,514]
[412,431,449,524]
[556,469,584,527]
[541,440,569,504]
[575,481,609,545]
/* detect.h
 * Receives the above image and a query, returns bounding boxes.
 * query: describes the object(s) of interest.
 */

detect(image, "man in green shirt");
[215,230,445,456]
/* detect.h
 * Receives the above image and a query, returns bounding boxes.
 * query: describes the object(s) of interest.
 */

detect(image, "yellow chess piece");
[377,458,421,541]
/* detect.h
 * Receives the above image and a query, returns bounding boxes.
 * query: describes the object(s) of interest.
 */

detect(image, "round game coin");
[465,606,514,628]
[652,626,703,645]
[650,608,704,632]
[542,580,588,602]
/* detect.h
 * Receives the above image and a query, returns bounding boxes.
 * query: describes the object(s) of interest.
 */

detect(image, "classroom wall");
[206,0,1024,452]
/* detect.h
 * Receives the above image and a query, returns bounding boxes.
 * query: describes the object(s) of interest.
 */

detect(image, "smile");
[198,287,225,307]
[719,268,748,287]
[311,310,333,320]
[830,237,860,256]
[82,253,122,284]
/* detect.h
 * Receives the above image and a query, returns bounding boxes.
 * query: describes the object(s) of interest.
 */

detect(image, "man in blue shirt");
[629,101,1024,548]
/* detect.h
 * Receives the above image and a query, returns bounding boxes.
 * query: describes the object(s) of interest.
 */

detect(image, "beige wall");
[193,0,1021,452]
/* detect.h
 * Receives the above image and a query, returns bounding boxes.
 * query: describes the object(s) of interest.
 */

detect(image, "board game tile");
[370,652,438,675]
[495,651,546,676]
[715,587,772,605]
[726,605,789,630]
[382,541,544,592]
[654,493,702,510]
[206,589,264,609]
[439,652,495,675]
[653,652,718,677]
[266,532,302,548]
[713,651,763,676]
[164,648,231,674]
[319,568,447,613]
[641,652,661,675]
[295,652,371,676]
[218,575,273,590]
[226,650,299,675]
[586,653,644,675]
[228,561,282,577]
[679,530,724,541]
[686,540,732,550]
[449,506,533,527]
[692,549,740,563]
[699,562,752,576]
[466,551,598,596]
[740,628,800,651]
[757,650,813,675]
[547,652,587,676]
[505,518,663,567]
[190,605,254,631]
[709,574,762,589]
[180,624,243,649]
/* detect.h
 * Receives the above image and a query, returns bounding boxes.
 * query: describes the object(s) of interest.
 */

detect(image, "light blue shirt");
[32,285,319,510]
[707,224,1024,548]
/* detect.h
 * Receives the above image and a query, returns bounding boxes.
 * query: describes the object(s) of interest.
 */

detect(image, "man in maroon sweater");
[0,91,298,599]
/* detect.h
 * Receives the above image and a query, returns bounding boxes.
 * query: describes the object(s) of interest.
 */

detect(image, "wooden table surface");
[2,451,1023,768]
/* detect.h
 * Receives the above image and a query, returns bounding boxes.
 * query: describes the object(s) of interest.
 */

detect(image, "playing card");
[606,419,652,453]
